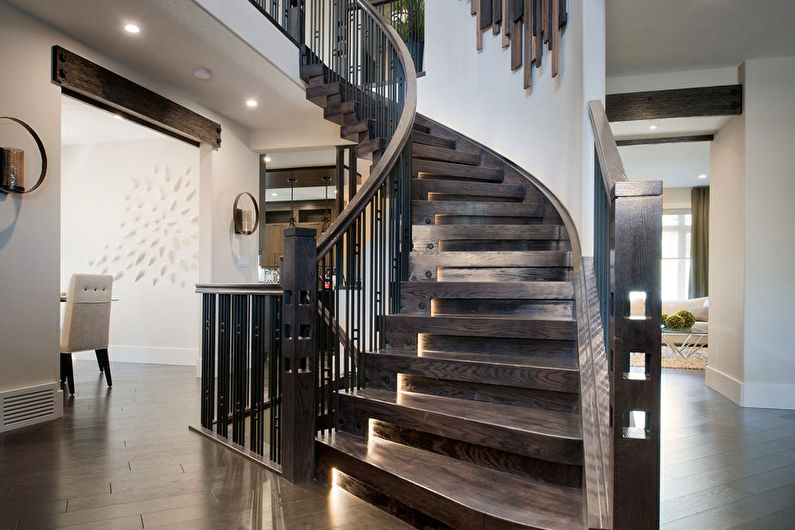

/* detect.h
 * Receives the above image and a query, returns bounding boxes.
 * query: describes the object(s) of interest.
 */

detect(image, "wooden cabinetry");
[261,221,324,268]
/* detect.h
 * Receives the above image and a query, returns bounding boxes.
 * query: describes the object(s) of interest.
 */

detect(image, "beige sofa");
[662,297,709,343]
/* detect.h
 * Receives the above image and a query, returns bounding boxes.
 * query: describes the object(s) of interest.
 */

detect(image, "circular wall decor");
[0,116,48,195]
[233,192,260,235]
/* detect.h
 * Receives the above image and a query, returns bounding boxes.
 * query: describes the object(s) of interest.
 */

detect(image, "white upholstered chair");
[60,274,113,394]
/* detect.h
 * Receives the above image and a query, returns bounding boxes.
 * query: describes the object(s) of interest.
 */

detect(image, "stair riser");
[366,353,580,394]
[431,299,574,319]
[438,240,568,252]
[337,394,583,465]
[420,335,577,361]
[371,421,583,488]
[384,315,576,345]
[412,224,563,243]
[412,200,545,219]
[400,280,574,304]
[412,179,526,201]
[437,267,572,282]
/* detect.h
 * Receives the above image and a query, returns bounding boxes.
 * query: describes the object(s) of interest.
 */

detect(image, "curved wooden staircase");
[300,70,589,526]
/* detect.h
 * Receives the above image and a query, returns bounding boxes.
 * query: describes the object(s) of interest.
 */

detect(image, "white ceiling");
[607,0,795,75]
[619,142,710,188]
[9,0,325,139]
[62,95,162,146]
[611,116,731,141]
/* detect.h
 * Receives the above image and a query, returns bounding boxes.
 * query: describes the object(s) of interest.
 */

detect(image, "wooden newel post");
[610,181,663,529]
[280,226,317,483]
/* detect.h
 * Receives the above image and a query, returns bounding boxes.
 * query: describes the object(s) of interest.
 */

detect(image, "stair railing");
[192,284,284,474]
[589,100,663,529]
[278,0,417,482]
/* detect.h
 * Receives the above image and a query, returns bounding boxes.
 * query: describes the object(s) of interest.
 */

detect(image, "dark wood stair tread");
[318,431,584,530]
[367,352,579,392]
[412,200,545,219]
[349,387,581,441]
[412,179,526,201]
[418,350,579,371]
[305,82,340,104]
[412,143,480,165]
[413,131,456,150]
[414,159,504,182]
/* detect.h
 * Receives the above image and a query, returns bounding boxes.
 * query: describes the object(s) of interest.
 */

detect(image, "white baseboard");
[742,381,795,410]
[73,345,199,366]
[705,366,743,405]
[706,366,795,410]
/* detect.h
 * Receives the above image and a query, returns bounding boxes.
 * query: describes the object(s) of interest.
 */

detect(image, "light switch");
[237,256,249,268]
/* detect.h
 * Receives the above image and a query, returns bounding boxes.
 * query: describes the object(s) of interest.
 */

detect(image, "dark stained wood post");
[610,181,662,529]
[280,226,318,483]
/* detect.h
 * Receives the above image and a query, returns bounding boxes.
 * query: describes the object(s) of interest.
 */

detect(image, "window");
[662,210,691,301]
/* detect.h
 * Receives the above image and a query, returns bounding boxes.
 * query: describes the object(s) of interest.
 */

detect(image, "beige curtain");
[690,186,709,298]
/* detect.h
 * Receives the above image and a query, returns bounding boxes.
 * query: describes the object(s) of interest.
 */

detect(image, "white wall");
[707,57,795,409]
[200,119,260,283]
[707,115,745,403]
[741,57,795,408]
[0,3,62,394]
[418,0,605,254]
[61,137,201,365]
[0,2,261,406]
[662,187,692,210]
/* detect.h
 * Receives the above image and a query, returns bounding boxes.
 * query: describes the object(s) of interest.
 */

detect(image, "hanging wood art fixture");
[472,0,567,89]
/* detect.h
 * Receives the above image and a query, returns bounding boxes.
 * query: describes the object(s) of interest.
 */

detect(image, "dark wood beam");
[52,46,222,148]
[606,85,742,122]
[615,135,714,147]
[266,166,336,189]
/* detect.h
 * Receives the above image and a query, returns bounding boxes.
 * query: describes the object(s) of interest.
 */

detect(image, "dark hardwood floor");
[1,363,793,529]
[661,370,795,529]
[0,361,410,530]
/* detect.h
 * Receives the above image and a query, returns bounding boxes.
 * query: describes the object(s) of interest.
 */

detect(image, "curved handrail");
[315,0,417,259]
[588,100,628,199]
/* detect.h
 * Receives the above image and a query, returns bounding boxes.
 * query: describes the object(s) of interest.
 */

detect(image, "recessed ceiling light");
[271,192,278,197]
[263,156,272,162]
[193,67,212,80]
[124,23,140,34]
[698,173,708,179]
[246,99,258,108]
[113,114,123,120]
[648,125,658,130]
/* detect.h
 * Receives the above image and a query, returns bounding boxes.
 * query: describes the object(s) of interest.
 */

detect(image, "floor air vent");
[0,383,62,433]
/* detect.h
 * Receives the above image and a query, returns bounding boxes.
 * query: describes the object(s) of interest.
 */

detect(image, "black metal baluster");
[231,294,249,446]
[201,293,216,429]
[216,294,231,438]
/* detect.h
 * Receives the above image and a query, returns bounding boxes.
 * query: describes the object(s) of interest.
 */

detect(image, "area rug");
[630,347,708,370]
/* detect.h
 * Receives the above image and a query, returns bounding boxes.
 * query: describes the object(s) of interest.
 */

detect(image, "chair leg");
[60,353,67,385]
[95,350,104,372]
[62,353,75,395]
[96,348,112,387]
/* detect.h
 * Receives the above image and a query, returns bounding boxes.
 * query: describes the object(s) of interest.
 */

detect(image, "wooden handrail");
[315,0,417,259]
[588,100,628,200]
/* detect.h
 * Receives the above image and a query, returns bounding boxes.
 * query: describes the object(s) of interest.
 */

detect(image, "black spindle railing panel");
[195,285,283,472]
[315,140,412,435]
